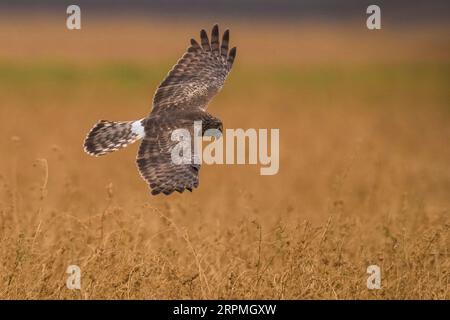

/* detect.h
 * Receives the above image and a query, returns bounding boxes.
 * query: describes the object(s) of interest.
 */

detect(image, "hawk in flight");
[83,25,237,195]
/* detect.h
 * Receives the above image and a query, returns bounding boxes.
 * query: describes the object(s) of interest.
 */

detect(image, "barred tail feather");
[84,119,145,156]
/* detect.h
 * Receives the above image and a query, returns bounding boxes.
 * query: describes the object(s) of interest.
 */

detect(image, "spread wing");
[151,24,237,115]
[136,116,201,195]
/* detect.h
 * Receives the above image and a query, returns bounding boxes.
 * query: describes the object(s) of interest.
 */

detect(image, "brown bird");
[83,24,237,195]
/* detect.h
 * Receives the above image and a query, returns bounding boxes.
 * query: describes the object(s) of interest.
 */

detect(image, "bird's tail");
[84,119,145,156]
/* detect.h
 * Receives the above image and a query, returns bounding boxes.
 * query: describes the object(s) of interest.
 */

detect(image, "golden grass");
[0,16,449,299]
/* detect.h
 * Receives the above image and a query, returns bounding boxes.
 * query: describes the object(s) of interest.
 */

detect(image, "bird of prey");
[83,24,237,195]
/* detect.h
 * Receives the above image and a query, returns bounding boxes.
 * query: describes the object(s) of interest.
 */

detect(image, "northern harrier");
[83,25,237,195]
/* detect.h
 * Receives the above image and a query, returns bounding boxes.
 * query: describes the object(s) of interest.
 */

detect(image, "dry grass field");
[0,16,449,299]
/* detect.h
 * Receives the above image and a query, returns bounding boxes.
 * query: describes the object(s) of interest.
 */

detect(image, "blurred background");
[0,1,448,299]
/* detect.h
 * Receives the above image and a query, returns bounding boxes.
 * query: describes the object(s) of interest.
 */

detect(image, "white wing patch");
[132,119,145,139]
